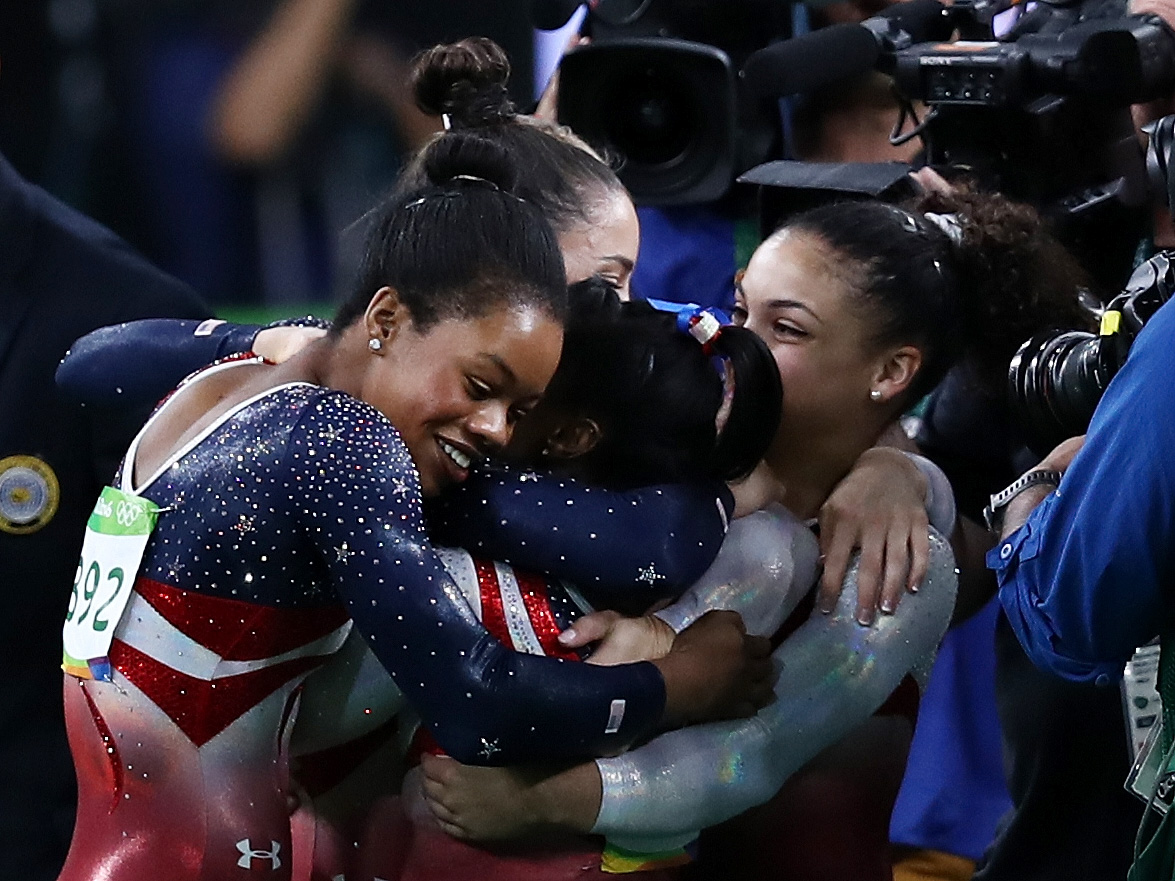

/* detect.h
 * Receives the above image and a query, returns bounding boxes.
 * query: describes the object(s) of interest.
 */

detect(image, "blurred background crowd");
[2,0,1172,879]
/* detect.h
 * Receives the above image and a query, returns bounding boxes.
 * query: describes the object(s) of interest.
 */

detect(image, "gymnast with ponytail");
[53,135,769,881]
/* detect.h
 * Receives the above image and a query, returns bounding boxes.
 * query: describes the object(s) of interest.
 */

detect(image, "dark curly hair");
[782,191,1094,405]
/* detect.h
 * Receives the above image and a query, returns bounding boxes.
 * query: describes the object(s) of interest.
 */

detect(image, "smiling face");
[734,229,887,452]
[360,290,563,496]
[558,188,641,299]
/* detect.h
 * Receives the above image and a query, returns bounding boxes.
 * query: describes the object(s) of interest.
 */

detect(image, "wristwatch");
[983,469,1064,533]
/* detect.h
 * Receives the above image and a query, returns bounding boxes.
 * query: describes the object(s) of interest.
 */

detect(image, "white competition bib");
[62,486,160,681]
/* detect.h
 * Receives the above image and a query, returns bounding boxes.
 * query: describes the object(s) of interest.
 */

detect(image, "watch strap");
[984,469,1064,532]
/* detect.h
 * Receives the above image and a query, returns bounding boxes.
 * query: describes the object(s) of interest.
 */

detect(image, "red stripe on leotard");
[514,569,579,660]
[134,577,349,661]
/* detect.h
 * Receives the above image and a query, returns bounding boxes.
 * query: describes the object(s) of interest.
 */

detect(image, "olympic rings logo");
[114,501,143,528]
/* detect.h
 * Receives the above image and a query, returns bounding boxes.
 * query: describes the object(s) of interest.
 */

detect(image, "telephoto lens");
[1008,250,1175,457]
[1008,330,1115,458]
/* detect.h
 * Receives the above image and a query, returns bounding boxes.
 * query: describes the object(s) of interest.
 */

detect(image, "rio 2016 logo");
[114,501,143,528]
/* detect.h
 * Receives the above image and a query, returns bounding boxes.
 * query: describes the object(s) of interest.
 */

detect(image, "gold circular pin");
[0,455,60,535]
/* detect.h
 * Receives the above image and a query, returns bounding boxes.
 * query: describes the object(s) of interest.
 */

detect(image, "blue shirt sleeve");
[57,318,261,408]
[993,295,1175,685]
[426,461,733,600]
[285,393,667,765]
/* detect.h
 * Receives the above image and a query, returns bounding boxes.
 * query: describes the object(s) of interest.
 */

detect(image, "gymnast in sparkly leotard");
[60,278,956,881]
[53,137,770,881]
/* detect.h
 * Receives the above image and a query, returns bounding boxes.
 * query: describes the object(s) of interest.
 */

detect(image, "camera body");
[552,0,788,205]
[888,5,1175,287]
[1009,250,1175,457]
[891,14,1175,108]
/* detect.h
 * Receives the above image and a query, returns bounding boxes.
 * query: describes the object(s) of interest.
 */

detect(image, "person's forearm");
[210,0,359,163]
[654,504,818,637]
[999,483,1056,541]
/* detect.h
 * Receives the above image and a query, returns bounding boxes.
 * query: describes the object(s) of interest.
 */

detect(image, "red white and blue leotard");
[58,362,670,881]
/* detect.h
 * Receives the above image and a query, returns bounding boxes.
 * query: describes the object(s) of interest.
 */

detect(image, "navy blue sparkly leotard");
[117,365,665,764]
[58,319,733,597]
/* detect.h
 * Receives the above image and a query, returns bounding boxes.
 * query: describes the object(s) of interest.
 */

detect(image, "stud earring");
[870,389,883,402]
[368,338,382,353]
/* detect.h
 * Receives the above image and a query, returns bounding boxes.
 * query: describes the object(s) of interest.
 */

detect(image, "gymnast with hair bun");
[417,192,1094,881]
[52,134,772,881]
[56,38,973,881]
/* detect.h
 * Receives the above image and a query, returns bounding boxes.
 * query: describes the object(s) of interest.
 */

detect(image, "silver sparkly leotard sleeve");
[653,504,820,638]
[653,456,956,637]
[591,529,957,853]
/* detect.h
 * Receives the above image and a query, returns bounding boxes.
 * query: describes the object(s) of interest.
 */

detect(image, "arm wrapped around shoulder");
[593,527,957,854]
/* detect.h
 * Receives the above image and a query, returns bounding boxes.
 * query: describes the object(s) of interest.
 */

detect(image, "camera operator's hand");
[534,33,589,122]
[909,166,956,197]
[1038,434,1086,473]
[818,447,930,625]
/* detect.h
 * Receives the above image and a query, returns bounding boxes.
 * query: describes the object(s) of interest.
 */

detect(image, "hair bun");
[411,37,515,128]
[422,131,521,194]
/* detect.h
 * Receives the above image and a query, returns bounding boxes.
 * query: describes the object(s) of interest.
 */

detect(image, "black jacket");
[0,152,207,880]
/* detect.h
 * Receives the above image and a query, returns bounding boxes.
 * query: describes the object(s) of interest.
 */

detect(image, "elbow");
[207,97,291,166]
[416,653,529,766]
[209,118,286,167]
[55,328,116,405]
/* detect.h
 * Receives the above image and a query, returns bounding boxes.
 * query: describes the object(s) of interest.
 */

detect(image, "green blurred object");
[217,304,335,327]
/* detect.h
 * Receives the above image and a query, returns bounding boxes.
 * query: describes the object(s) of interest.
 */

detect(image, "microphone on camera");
[532,0,588,31]
[741,0,953,97]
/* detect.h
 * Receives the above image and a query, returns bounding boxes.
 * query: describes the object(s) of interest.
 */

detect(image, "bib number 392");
[62,487,160,680]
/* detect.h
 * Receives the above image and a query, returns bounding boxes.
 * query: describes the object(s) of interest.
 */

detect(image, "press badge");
[1126,720,1175,813]
[1124,641,1173,811]
[62,487,160,681]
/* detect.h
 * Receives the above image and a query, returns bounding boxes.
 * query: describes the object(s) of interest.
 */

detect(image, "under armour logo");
[236,839,282,870]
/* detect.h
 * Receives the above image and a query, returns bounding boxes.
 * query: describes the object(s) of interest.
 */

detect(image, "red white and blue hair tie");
[646,299,736,433]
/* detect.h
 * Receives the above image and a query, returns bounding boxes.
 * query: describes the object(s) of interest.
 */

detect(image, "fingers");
[909,166,955,196]
[908,522,930,593]
[558,610,621,648]
[879,521,910,616]
[853,526,885,625]
[534,69,561,121]
[817,519,856,614]
[725,609,748,635]
[745,656,775,688]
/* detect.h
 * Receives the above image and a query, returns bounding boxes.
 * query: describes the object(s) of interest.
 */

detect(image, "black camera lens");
[604,69,696,168]
[1008,330,1112,457]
